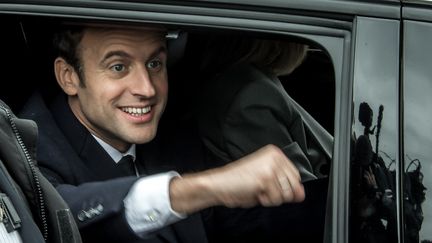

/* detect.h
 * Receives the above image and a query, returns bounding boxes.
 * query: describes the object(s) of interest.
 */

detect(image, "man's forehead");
[95,22,164,30]
[85,24,167,37]
[78,24,167,59]
[79,27,168,51]
[62,21,167,37]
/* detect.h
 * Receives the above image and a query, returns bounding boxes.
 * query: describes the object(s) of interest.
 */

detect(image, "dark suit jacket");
[198,64,331,180]
[20,92,208,243]
[197,64,332,243]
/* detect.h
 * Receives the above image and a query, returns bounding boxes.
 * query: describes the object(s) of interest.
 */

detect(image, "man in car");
[19,23,305,243]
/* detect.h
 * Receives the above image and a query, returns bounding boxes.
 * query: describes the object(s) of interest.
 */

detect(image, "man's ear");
[54,57,81,95]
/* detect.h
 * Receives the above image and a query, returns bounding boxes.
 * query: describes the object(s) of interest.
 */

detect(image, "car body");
[0,0,430,242]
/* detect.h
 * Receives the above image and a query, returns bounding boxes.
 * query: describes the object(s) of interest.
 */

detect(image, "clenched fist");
[170,144,305,214]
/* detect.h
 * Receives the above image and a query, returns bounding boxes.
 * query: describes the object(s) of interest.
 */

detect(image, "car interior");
[1,15,336,243]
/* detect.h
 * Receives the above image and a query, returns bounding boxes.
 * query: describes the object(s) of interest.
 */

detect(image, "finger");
[257,178,284,207]
[282,167,305,202]
[269,146,301,181]
[278,176,294,202]
[279,155,301,182]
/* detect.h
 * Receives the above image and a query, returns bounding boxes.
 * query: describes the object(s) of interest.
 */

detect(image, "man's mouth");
[121,106,152,116]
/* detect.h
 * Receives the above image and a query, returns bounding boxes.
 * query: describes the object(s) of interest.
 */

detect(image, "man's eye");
[146,60,162,70]
[110,64,126,72]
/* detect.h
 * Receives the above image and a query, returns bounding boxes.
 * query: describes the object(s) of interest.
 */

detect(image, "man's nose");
[130,66,156,97]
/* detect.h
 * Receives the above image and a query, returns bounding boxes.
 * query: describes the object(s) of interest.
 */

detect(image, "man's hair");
[52,24,168,86]
[53,25,86,85]
[201,36,308,76]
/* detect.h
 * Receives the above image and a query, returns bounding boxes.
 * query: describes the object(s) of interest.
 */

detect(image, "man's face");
[68,27,168,152]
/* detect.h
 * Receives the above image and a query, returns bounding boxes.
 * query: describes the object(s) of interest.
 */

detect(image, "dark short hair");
[52,24,168,86]
[53,25,86,85]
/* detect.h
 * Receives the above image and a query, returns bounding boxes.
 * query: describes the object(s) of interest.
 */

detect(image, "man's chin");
[132,131,157,144]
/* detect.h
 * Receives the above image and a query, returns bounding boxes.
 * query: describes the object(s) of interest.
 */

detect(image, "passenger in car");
[19,23,306,243]
[196,36,333,242]
[197,36,331,181]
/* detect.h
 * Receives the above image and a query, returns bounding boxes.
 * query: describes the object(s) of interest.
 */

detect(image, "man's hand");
[170,144,305,214]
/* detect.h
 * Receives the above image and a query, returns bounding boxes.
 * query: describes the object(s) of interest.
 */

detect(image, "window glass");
[350,17,400,243]
[403,20,432,243]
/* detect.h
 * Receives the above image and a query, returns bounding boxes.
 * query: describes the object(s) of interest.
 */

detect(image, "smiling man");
[55,26,168,152]
[20,23,305,243]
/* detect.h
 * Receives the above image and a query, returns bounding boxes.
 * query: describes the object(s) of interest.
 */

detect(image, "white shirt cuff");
[123,171,186,236]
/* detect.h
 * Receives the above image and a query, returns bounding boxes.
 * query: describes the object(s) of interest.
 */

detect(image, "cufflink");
[144,210,161,223]
[77,204,104,222]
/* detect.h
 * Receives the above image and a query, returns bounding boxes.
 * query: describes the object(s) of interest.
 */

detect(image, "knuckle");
[272,195,283,206]
[283,191,294,201]
[264,144,280,157]
[257,194,269,206]
[260,165,276,180]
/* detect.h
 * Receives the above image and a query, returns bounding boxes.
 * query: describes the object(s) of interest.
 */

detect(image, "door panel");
[403,19,432,243]
[350,16,400,243]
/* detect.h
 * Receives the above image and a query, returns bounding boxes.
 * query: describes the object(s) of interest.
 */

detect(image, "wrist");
[169,170,220,214]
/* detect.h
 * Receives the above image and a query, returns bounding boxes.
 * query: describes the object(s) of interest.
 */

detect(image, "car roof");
[184,0,401,17]
[0,0,401,19]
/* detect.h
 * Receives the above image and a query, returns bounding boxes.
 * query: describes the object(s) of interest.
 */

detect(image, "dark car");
[0,0,430,242]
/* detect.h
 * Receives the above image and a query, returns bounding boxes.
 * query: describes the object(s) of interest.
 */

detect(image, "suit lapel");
[80,135,131,180]
[51,94,130,180]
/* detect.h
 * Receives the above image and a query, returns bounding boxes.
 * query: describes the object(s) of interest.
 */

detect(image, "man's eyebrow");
[101,51,132,63]
[100,46,167,65]
[149,46,167,60]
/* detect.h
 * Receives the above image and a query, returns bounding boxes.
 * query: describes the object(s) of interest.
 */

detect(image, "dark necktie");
[117,155,139,177]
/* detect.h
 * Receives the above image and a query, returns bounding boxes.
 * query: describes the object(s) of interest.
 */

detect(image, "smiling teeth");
[122,107,151,116]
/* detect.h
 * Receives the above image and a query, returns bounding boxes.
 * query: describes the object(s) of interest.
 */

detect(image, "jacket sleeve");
[222,77,316,182]
[55,175,143,242]
[199,65,317,181]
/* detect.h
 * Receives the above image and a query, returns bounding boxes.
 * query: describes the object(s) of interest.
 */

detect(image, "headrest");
[167,30,188,67]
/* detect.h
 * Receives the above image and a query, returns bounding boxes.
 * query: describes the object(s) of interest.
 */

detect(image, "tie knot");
[118,155,134,164]
[117,155,139,177]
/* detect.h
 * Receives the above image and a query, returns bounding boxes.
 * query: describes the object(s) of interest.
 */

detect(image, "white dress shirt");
[92,135,186,236]
[0,222,22,243]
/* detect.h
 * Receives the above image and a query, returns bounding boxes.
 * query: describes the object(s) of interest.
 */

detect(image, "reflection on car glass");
[353,103,398,242]
[403,156,427,243]
[351,102,428,243]
[351,102,397,243]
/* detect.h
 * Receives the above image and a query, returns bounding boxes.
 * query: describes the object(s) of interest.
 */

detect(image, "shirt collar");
[91,134,136,163]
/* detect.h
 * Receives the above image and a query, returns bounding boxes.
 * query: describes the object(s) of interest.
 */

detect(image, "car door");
[402,1,432,242]
[349,13,401,243]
